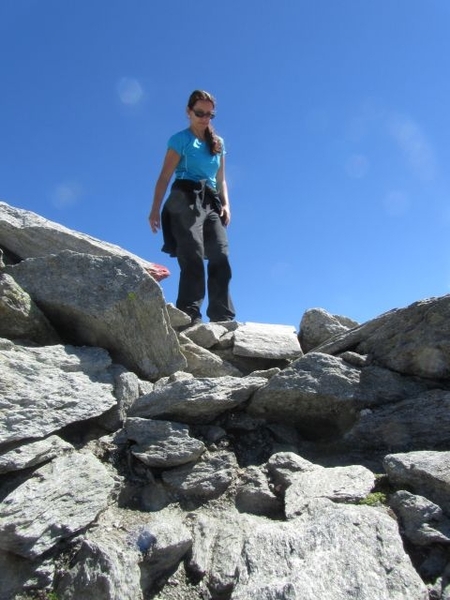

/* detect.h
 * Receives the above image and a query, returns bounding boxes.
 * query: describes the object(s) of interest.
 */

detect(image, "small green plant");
[358,491,387,506]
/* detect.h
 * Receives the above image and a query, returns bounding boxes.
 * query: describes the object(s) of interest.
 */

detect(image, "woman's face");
[188,99,215,129]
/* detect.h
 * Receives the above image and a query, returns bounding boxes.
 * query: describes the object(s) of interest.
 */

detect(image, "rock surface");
[1,200,450,599]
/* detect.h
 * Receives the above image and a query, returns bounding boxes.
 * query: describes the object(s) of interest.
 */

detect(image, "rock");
[99,367,143,431]
[0,435,73,475]
[125,418,206,468]
[129,375,267,424]
[2,201,450,599]
[235,465,282,517]
[247,352,428,441]
[182,322,229,348]
[0,200,169,281]
[299,307,359,353]
[265,452,318,491]
[233,322,302,360]
[0,339,117,447]
[345,390,450,451]
[317,296,450,379]
[384,451,450,514]
[0,273,60,344]
[55,509,191,600]
[56,527,144,600]
[187,506,427,599]
[284,464,375,519]
[162,451,237,500]
[5,250,185,379]
[0,452,116,558]
[389,490,450,546]
[0,551,54,600]
[180,338,243,377]
[166,303,190,328]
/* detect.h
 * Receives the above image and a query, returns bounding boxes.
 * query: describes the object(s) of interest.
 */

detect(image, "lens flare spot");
[382,190,410,217]
[51,182,82,209]
[117,77,144,105]
[415,347,447,378]
[345,154,369,178]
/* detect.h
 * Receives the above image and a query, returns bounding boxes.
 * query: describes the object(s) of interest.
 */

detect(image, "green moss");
[358,491,387,506]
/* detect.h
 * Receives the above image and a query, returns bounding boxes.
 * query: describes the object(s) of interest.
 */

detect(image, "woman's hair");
[187,90,223,155]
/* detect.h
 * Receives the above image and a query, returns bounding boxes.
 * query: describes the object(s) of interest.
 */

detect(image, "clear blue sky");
[2,0,450,328]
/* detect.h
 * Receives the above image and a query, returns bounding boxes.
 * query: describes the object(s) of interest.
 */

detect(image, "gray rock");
[1,200,448,600]
[265,452,317,491]
[0,339,117,446]
[138,517,192,589]
[183,322,229,349]
[187,505,427,599]
[384,451,450,513]
[0,452,116,558]
[180,338,243,377]
[56,529,143,600]
[247,352,427,440]
[99,367,143,431]
[299,307,358,353]
[0,435,73,474]
[284,464,375,519]
[317,295,450,379]
[345,390,450,451]
[56,509,191,600]
[0,200,168,281]
[234,322,302,360]
[129,375,267,424]
[125,418,206,468]
[5,251,185,380]
[389,490,450,546]
[187,511,245,590]
[162,451,237,500]
[166,303,190,327]
[0,551,54,600]
[235,465,282,517]
[356,295,450,379]
[0,273,60,344]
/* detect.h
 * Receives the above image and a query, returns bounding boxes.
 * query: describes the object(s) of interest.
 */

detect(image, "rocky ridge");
[1,201,450,600]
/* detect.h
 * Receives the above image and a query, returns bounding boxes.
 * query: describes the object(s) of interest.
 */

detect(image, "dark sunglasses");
[192,109,215,119]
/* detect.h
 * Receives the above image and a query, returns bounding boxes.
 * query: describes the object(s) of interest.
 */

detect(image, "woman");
[149,90,235,326]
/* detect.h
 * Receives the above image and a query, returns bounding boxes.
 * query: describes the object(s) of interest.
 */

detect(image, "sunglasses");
[192,109,215,119]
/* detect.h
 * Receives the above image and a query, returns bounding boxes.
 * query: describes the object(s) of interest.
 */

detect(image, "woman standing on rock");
[148,89,235,326]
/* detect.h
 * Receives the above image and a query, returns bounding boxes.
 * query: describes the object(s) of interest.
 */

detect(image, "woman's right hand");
[148,208,161,233]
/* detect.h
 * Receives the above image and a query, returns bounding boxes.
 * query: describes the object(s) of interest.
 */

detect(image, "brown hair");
[187,90,223,155]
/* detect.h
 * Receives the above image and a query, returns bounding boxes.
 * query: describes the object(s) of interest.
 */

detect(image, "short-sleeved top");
[168,128,226,190]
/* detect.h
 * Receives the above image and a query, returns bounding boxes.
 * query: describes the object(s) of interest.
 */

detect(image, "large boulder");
[299,307,359,352]
[317,296,450,379]
[187,507,427,599]
[0,452,115,558]
[247,352,429,440]
[4,251,185,380]
[0,339,117,447]
[0,200,169,281]
[0,273,60,344]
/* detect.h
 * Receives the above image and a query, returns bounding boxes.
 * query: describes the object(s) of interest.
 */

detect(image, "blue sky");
[2,1,450,328]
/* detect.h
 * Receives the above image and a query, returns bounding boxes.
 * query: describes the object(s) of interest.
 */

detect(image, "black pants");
[163,188,235,322]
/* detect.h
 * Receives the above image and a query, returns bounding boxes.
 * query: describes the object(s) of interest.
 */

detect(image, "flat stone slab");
[233,322,302,360]
[0,452,116,558]
[0,339,117,447]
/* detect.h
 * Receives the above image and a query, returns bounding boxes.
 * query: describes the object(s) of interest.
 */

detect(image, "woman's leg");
[204,210,236,322]
[165,190,206,320]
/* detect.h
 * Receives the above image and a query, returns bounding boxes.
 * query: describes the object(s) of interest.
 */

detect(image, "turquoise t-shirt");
[168,128,225,190]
